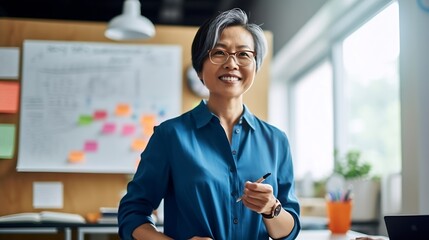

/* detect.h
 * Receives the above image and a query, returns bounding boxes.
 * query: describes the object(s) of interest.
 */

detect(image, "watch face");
[274,203,282,217]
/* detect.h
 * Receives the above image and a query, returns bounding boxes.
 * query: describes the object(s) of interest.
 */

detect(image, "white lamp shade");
[105,0,155,40]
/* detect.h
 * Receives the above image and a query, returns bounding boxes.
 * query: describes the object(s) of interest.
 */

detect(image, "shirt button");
[235,129,240,134]
[233,218,238,224]
[230,167,235,172]
[232,150,237,155]
[231,191,237,197]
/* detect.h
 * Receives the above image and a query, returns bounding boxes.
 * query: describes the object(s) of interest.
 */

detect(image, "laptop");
[384,215,429,240]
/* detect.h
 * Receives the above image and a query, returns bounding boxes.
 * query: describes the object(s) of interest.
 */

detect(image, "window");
[291,61,334,181]
[339,2,401,176]
[284,2,401,188]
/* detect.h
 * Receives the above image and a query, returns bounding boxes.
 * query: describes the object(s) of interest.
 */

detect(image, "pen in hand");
[236,173,271,202]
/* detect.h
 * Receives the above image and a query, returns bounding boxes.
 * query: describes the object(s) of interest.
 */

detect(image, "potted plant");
[334,149,380,221]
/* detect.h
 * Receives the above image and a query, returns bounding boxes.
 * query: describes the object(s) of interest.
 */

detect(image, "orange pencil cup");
[326,200,352,234]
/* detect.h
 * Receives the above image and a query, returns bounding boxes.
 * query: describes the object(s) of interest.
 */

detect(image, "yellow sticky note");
[0,82,20,113]
[0,124,15,159]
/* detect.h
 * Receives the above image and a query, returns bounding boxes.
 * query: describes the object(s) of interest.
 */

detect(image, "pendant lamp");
[105,0,155,40]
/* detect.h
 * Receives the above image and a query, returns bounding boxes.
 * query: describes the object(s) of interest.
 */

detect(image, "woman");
[118,8,301,240]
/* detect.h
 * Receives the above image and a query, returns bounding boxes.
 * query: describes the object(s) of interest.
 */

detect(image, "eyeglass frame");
[207,49,257,67]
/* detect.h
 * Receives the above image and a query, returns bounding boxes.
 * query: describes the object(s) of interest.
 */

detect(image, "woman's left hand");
[241,181,276,214]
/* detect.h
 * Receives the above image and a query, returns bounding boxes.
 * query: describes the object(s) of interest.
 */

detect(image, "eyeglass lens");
[209,49,254,66]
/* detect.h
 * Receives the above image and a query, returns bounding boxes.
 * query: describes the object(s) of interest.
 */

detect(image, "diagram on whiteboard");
[17,40,182,173]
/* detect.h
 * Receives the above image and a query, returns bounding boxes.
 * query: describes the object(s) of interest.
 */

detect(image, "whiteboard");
[17,40,182,173]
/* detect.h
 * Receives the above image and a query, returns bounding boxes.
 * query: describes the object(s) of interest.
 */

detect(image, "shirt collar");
[191,100,256,130]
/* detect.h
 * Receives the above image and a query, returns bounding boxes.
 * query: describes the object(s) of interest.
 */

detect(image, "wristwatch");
[261,199,282,219]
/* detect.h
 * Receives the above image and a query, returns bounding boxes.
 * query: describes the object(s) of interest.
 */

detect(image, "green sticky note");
[78,115,93,125]
[0,124,16,159]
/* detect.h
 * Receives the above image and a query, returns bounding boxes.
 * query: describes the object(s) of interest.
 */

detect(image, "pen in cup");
[236,172,271,202]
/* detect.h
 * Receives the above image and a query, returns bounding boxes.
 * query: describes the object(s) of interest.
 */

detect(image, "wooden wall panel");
[0,18,272,217]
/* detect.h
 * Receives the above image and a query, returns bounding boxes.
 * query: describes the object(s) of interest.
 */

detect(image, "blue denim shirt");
[118,101,301,240]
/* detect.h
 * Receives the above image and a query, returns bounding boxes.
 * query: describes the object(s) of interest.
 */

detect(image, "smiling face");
[198,26,256,101]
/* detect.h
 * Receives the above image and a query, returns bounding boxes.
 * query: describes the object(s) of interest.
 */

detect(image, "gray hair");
[191,8,268,74]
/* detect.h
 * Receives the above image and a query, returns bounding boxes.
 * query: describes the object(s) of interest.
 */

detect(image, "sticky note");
[142,126,154,136]
[0,82,20,113]
[122,124,136,136]
[140,114,156,127]
[93,110,107,120]
[0,124,16,159]
[101,123,116,134]
[0,47,20,79]
[131,138,148,151]
[84,140,98,152]
[115,103,131,117]
[78,114,93,125]
[140,115,156,136]
[68,151,85,163]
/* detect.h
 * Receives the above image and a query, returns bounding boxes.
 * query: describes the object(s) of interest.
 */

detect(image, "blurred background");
[0,0,327,55]
[1,0,428,237]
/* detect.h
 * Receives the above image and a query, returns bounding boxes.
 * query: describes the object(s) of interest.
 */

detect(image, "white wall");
[398,0,429,214]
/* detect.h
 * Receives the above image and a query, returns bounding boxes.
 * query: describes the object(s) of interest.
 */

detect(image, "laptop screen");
[384,215,429,240]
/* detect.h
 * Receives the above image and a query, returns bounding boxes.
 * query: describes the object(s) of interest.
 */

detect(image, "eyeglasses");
[208,49,256,67]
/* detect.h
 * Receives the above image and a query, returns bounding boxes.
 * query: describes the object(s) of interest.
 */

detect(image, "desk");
[0,222,115,240]
[0,223,72,240]
[297,230,389,240]
[1,224,389,240]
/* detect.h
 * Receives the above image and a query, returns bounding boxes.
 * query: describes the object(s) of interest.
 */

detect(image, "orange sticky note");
[115,103,131,117]
[131,138,148,151]
[140,115,156,136]
[68,151,85,163]
[142,125,154,136]
[140,114,156,127]
[0,82,19,113]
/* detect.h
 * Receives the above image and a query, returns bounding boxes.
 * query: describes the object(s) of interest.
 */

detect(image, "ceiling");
[0,0,249,26]
[0,0,327,55]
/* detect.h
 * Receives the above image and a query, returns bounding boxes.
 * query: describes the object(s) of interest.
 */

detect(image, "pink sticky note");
[122,124,135,136]
[93,110,107,120]
[101,123,116,134]
[84,140,98,152]
[0,82,19,113]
